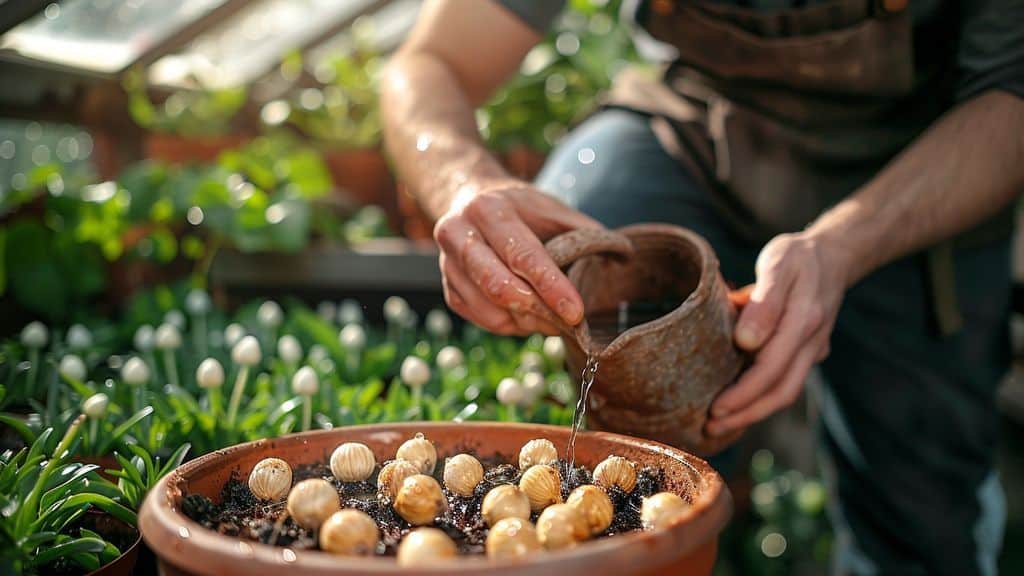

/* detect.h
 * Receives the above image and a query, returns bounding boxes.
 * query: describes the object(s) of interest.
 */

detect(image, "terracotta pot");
[322,148,398,224]
[86,535,142,576]
[140,422,730,576]
[144,133,252,165]
[544,225,746,455]
[76,455,122,483]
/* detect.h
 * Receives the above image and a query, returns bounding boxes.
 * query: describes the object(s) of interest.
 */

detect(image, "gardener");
[381,1,1023,574]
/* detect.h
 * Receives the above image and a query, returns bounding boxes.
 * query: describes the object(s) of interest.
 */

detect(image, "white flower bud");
[425,309,452,338]
[339,324,366,351]
[196,358,225,389]
[66,324,93,350]
[400,356,431,389]
[185,289,211,316]
[520,351,544,373]
[292,366,319,397]
[231,335,262,367]
[82,393,109,419]
[133,324,155,352]
[257,300,283,329]
[308,344,329,364]
[224,323,246,348]
[338,299,363,325]
[496,377,525,407]
[59,354,87,381]
[154,323,182,350]
[521,372,546,406]
[435,346,464,371]
[383,296,410,324]
[164,310,186,331]
[277,335,303,364]
[20,321,48,348]
[543,336,566,365]
[121,356,150,386]
[317,301,337,323]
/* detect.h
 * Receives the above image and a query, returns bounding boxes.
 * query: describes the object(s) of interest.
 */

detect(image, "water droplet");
[415,133,433,152]
[578,148,596,166]
[43,3,61,20]
[282,548,297,563]
[178,526,190,539]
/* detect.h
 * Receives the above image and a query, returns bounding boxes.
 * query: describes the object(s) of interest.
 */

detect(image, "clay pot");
[544,224,746,455]
[322,148,398,224]
[86,535,141,576]
[140,422,730,576]
[144,133,253,165]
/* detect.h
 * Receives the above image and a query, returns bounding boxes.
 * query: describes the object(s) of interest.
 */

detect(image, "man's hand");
[434,180,602,336]
[705,232,850,437]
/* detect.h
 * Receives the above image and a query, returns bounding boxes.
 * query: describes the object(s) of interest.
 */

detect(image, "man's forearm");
[381,53,510,220]
[808,90,1024,286]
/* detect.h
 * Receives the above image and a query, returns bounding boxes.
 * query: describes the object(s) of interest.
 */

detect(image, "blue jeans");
[536,109,1009,576]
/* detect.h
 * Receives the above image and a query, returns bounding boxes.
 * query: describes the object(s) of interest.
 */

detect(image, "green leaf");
[29,536,106,567]
[97,406,154,455]
[0,414,36,444]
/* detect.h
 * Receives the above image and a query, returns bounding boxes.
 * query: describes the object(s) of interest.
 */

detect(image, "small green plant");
[124,70,247,137]
[109,443,191,510]
[0,416,137,575]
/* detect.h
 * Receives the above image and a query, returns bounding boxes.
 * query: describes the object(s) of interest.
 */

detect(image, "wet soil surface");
[182,457,663,557]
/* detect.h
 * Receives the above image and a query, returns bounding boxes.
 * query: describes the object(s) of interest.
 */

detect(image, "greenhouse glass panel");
[308,0,421,66]
[0,0,227,73]
[147,0,382,88]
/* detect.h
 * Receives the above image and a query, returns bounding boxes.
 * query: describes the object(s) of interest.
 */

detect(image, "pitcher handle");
[544,228,634,269]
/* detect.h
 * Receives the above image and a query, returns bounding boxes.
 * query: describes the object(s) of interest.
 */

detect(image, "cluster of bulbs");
[245,433,691,564]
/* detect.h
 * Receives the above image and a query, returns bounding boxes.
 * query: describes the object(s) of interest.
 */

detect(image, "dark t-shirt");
[496,0,1024,103]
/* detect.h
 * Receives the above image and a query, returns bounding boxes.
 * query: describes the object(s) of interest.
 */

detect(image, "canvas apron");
[605,0,1002,335]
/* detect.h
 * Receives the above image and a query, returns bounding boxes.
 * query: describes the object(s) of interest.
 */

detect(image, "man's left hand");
[705,232,849,437]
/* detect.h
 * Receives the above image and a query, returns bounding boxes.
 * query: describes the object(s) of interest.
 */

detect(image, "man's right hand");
[434,180,602,335]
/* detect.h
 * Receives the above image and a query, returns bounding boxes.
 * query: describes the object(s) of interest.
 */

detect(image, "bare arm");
[382,0,600,335]
[708,90,1024,436]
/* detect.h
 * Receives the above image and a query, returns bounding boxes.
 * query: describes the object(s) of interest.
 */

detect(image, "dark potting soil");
[181,458,664,557]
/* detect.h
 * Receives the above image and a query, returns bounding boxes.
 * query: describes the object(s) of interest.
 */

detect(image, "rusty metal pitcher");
[544,223,745,454]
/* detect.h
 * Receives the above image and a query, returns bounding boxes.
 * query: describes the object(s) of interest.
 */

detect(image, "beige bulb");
[397,433,437,475]
[536,503,590,550]
[593,456,637,493]
[330,442,376,482]
[286,478,340,530]
[518,438,558,470]
[518,464,562,512]
[377,460,420,501]
[443,454,484,497]
[247,458,292,501]
[396,528,458,566]
[486,517,541,559]
[394,474,448,526]
[481,484,531,527]
[319,509,379,556]
[566,485,615,535]
[641,492,689,531]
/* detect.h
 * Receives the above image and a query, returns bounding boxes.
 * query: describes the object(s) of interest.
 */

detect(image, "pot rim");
[576,223,722,357]
[140,422,731,575]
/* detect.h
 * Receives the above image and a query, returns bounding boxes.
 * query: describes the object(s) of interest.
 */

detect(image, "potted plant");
[124,70,252,165]
[139,422,730,575]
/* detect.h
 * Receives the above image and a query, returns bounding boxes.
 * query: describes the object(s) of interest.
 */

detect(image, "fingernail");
[735,325,759,348]
[712,405,731,418]
[557,298,582,323]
